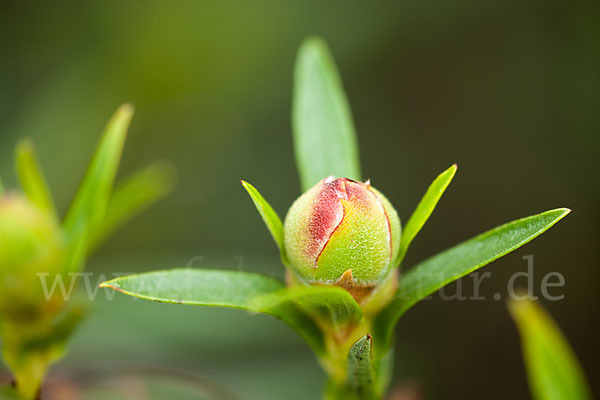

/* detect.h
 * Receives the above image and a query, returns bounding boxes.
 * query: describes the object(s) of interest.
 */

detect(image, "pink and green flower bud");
[284,177,400,301]
[0,194,66,320]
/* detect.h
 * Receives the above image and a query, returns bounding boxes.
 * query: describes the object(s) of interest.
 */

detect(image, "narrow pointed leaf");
[0,176,4,195]
[15,139,57,217]
[293,37,361,191]
[396,164,457,265]
[100,269,326,354]
[100,269,283,309]
[509,299,592,400]
[252,285,362,329]
[346,335,376,400]
[63,234,87,275]
[63,104,133,243]
[374,208,571,353]
[88,162,175,252]
[241,180,286,260]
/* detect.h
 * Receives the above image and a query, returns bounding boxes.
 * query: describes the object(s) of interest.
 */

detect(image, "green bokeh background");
[1,1,598,399]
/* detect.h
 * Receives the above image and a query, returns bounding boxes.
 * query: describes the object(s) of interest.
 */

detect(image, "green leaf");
[62,104,133,247]
[346,334,376,400]
[100,269,326,354]
[509,299,592,400]
[88,162,175,252]
[0,175,4,194]
[63,234,88,276]
[396,164,457,265]
[293,36,361,192]
[252,285,362,329]
[241,180,286,261]
[100,268,284,310]
[374,208,571,353]
[15,139,57,217]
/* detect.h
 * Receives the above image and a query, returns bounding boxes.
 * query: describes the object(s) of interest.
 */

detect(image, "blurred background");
[1,0,598,399]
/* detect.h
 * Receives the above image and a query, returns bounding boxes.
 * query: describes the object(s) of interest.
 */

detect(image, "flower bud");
[284,177,401,298]
[0,194,66,320]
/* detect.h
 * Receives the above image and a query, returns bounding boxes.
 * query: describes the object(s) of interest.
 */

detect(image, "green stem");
[323,374,383,400]
[1,301,83,399]
[323,376,352,400]
[318,272,398,400]
[1,319,64,400]
[11,356,48,400]
[319,324,391,400]
[2,342,51,399]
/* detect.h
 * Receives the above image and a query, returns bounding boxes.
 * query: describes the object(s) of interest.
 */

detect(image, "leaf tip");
[507,292,528,311]
[16,137,34,152]
[297,36,333,70]
[98,277,121,290]
[300,35,327,52]
[240,180,254,193]
[144,161,177,194]
[102,103,135,142]
[553,207,572,220]
[446,163,458,176]
[118,102,135,117]
[156,161,178,191]
[108,103,135,131]
[98,282,124,294]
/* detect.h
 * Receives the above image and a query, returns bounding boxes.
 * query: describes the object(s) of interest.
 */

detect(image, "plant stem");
[319,323,386,400]
[3,343,51,399]
[12,357,48,400]
[1,319,63,400]
[323,375,382,400]
[323,377,350,400]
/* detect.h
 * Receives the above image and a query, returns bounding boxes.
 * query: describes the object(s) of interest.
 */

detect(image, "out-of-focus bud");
[284,177,401,302]
[0,194,66,320]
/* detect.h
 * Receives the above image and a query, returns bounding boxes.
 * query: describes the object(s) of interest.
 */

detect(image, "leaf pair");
[242,161,457,272]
